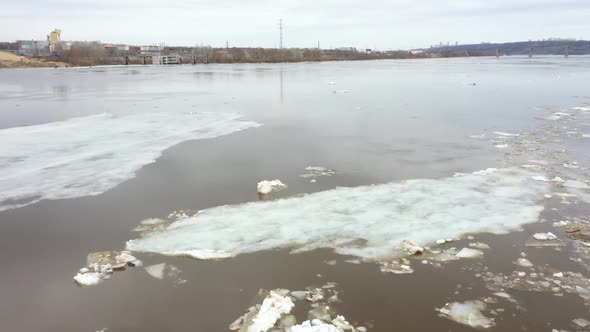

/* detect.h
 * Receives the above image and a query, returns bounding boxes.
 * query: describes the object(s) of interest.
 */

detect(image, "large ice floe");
[127,168,549,261]
[0,111,260,211]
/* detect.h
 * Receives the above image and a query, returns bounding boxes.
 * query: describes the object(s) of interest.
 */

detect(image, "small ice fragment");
[310,179,317,183]
[472,168,498,176]
[553,220,568,227]
[493,131,520,137]
[79,267,90,274]
[553,272,563,278]
[532,176,550,182]
[145,263,166,279]
[514,258,533,268]
[403,240,424,255]
[73,272,102,286]
[456,248,484,259]
[436,239,447,245]
[437,300,495,328]
[290,320,341,332]
[257,180,287,195]
[533,232,558,241]
[573,318,590,328]
[290,291,308,301]
[517,271,526,277]
[469,242,490,249]
[494,144,508,149]
[563,180,589,189]
[544,194,552,199]
[493,292,511,299]
[573,106,590,112]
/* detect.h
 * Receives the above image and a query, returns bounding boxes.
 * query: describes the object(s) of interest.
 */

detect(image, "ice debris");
[301,167,337,180]
[257,180,287,195]
[533,232,558,241]
[456,248,484,259]
[126,168,549,261]
[514,257,533,268]
[0,111,260,211]
[74,251,140,287]
[437,300,495,329]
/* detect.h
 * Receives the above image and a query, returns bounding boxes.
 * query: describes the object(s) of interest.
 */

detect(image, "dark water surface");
[1,57,590,332]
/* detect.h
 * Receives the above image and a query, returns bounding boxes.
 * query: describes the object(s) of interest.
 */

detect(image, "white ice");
[438,301,494,329]
[257,180,287,195]
[73,272,102,286]
[0,111,260,211]
[290,321,342,332]
[127,168,549,261]
[248,291,294,332]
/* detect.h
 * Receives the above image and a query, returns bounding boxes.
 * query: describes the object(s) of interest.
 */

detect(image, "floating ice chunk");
[494,144,508,149]
[553,220,569,227]
[0,112,261,211]
[563,180,589,189]
[493,292,512,299]
[493,131,520,137]
[472,168,497,176]
[573,106,590,112]
[73,272,102,286]
[402,240,424,255]
[248,291,295,332]
[290,320,341,332]
[145,263,166,279]
[469,242,490,249]
[156,249,232,260]
[257,180,287,195]
[290,291,308,301]
[437,301,494,329]
[533,232,558,241]
[456,248,484,259]
[514,257,533,268]
[126,168,549,261]
[573,318,590,328]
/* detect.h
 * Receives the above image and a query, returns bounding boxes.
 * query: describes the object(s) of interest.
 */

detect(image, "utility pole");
[279,19,283,49]
[226,40,229,49]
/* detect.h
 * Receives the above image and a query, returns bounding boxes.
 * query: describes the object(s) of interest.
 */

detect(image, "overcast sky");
[2,0,589,49]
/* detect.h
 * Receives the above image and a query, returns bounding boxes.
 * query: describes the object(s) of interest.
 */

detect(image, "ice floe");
[437,300,495,329]
[126,168,548,261]
[0,111,260,211]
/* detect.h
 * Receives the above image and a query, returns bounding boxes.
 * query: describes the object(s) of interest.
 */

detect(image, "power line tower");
[279,19,283,49]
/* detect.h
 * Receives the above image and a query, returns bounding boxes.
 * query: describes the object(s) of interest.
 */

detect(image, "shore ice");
[0,111,260,211]
[127,168,549,261]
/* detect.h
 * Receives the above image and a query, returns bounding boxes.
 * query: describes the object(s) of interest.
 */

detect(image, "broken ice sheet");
[127,168,549,261]
[0,111,260,212]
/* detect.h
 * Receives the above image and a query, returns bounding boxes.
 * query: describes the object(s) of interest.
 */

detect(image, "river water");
[1,57,589,332]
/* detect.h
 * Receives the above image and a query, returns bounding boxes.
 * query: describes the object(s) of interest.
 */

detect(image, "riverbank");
[0,51,68,68]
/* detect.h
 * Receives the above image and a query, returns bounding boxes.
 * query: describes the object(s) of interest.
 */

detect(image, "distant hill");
[426,40,590,56]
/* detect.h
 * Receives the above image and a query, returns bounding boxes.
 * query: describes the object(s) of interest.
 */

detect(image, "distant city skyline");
[2,0,590,50]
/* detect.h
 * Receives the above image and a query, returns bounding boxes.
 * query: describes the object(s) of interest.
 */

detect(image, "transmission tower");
[279,19,283,49]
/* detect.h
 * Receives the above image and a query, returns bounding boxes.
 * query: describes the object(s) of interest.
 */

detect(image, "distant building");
[153,54,181,65]
[48,29,61,53]
[17,40,49,56]
[140,45,163,56]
